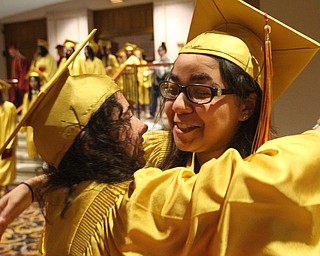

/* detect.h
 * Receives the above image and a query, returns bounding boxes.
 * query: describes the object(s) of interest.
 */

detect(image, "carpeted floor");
[0,202,44,256]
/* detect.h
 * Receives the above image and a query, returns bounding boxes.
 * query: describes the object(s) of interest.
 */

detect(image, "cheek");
[164,101,174,128]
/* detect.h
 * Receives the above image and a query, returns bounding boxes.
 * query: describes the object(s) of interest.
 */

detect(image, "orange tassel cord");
[252,13,273,153]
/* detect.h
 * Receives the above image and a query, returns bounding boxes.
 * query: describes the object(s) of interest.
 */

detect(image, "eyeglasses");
[159,80,235,104]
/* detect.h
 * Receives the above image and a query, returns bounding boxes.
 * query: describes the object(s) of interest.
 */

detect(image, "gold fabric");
[40,131,320,255]
[64,39,78,48]
[29,74,120,168]
[30,54,58,82]
[0,101,17,185]
[137,59,152,105]
[20,93,38,159]
[83,57,106,75]
[40,181,131,255]
[102,54,119,78]
[58,55,86,76]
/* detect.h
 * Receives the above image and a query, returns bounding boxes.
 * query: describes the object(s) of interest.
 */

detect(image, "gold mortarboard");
[26,68,47,83]
[98,39,112,49]
[37,39,49,50]
[0,29,102,168]
[64,39,78,48]
[0,79,11,91]
[180,0,319,151]
[124,42,137,52]
[134,47,144,55]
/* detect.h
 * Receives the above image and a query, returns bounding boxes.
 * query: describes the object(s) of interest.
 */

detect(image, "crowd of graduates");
[0,36,170,194]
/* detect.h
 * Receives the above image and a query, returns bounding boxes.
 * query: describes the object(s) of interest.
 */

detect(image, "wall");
[47,9,91,59]
[153,0,194,62]
[0,24,6,78]
[261,0,320,136]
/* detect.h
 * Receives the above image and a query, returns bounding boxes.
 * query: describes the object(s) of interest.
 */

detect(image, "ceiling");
[0,0,71,20]
[0,0,153,23]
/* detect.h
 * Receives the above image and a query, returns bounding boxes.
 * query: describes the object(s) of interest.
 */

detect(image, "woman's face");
[164,54,245,164]
[116,92,148,164]
[29,76,40,90]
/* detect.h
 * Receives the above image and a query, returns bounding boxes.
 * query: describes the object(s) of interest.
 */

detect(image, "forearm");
[0,174,46,239]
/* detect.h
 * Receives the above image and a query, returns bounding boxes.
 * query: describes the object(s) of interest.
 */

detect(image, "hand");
[0,183,33,240]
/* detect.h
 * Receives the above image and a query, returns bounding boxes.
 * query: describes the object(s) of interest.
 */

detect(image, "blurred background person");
[59,39,85,75]
[30,39,57,82]
[149,42,170,119]
[19,69,46,160]
[7,44,30,108]
[55,44,65,66]
[83,41,106,75]
[97,38,119,77]
[134,47,152,118]
[0,79,17,196]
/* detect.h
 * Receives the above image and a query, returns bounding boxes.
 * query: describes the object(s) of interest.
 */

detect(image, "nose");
[172,92,193,114]
[134,116,148,135]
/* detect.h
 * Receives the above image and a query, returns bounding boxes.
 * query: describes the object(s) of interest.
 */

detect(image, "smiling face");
[164,54,246,165]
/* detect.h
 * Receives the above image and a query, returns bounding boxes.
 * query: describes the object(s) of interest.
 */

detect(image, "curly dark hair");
[158,55,263,171]
[38,94,143,212]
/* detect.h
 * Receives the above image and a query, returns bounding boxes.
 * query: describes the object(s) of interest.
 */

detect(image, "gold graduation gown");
[20,93,38,159]
[31,54,58,82]
[0,101,17,185]
[40,130,320,255]
[83,57,106,75]
[59,55,85,76]
[137,59,152,105]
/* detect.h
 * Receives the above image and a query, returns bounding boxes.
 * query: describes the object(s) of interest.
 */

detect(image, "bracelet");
[20,182,34,202]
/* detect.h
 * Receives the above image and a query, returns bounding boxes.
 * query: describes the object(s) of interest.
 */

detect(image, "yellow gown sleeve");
[143,130,170,167]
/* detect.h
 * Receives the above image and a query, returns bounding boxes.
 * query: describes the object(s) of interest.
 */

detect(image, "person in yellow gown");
[83,41,106,75]
[0,1,320,255]
[30,39,57,82]
[97,39,119,77]
[0,80,17,192]
[19,69,46,160]
[121,43,141,105]
[134,47,152,117]
[59,39,85,75]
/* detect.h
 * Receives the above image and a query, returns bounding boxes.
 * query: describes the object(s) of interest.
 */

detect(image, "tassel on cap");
[252,14,273,152]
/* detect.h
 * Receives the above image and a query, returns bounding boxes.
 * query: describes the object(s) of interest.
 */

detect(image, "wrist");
[19,182,34,202]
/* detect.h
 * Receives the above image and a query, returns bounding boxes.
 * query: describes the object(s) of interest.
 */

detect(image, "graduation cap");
[180,0,320,151]
[64,39,78,48]
[37,39,49,50]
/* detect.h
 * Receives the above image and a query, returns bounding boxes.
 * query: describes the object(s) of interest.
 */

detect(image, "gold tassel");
[252,14,273,153]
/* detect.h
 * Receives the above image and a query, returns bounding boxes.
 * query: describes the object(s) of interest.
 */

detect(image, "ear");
[238,93,257,121]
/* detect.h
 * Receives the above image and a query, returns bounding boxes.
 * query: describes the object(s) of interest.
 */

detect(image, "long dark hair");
[158,55,262,170]
[39,46,49,57]
[38,94,142,212]
[85,45,95,61]
[28,76,41,101]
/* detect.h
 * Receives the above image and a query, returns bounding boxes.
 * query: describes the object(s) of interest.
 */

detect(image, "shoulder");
[143,130,170,168]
